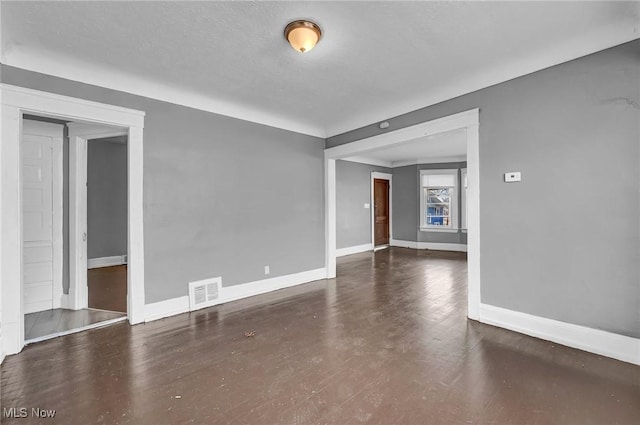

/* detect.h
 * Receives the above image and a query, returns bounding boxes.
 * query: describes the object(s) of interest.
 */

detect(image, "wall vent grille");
[188,277,222,311]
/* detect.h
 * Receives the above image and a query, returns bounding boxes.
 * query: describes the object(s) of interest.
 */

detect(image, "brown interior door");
[374,178,390,246]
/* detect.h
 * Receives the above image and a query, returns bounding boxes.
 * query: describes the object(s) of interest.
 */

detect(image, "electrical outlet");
[264,265,270,275]
[364,203,370,209]
[504,171,521,182]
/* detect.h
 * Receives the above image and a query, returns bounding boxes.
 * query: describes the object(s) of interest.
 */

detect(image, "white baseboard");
[144,296,190,322]
[144,267,327,323]
[88,255,127,269]
[336,243,373,257]
[60,294,70,309]
[479,303,640,366]
[390,239,467,252]
[221,268,326,304]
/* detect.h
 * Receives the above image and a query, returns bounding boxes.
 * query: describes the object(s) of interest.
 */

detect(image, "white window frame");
[419,169,459,232]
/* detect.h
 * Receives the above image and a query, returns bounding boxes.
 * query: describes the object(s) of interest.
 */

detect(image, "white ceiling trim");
[392,155,467,168]
[340,154,466,169]
[340,156,392,168]
[4,25,636,140]
[325,28,639,137]
[2,48,326,138]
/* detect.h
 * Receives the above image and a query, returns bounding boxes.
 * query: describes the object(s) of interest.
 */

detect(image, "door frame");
[66,123,129,310]
[21,120,65,312]
[325,108,481,320]
[371,172,392,249]
[1,84,146,357]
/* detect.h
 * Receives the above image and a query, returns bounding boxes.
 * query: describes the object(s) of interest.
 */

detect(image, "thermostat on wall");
[504,171,521,182]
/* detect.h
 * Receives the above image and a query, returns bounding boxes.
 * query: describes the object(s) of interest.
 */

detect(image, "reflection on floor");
[88,265,127,313]
[24,308,126,341]
[5,248,640,424]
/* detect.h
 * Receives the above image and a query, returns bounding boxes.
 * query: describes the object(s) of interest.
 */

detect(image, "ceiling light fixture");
[284,20,322,53]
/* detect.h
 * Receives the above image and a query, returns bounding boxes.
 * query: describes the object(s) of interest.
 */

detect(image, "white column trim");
[466,123,480,320]
[68,133,88,310]
[325,159,337,278]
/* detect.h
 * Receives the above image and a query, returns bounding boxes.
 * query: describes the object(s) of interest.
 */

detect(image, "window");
[420,170,458,231]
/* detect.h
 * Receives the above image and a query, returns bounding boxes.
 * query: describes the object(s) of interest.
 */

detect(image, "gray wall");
[1,65,326,304]
[393,162,467,245]
[328,40,640,338]
[87,137,128,259]
[336,160,392,249]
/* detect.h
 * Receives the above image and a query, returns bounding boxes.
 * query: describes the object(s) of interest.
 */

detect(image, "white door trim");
[325,109,481,320]
[371,172,392,248]
[51,127,64,309]
[1,83,146,357]
[67,123,128,310]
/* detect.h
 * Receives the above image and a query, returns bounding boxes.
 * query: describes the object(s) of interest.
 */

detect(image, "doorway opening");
[21,118,129,342]
[1,84,145,357]
[325,109,480,320]
[372,173,391,251]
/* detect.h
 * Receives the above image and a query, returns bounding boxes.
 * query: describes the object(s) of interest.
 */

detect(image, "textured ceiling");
[2,1,638,137]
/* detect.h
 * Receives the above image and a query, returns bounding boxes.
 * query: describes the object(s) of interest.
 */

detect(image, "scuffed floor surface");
[2,248,639,424]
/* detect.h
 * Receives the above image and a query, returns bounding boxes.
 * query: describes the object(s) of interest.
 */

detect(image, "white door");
[22,120,64,314]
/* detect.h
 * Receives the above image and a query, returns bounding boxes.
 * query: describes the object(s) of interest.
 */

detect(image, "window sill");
[419,227,459,233]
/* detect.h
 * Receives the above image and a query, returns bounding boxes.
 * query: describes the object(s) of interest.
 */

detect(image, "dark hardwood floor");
[88,265,128,313]
[2,248,639,424]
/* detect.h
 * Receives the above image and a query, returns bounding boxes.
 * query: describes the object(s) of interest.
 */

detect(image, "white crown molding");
[3,29,635,139]
[2,49,326,138]
[479,303,640,366]
[325,30,639,137]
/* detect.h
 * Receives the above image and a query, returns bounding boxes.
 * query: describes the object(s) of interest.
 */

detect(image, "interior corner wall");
[327,40,640,339]
[87,139,128,259]
[389,165,418,241]
[336,160,391,249]
[1,65,326,305]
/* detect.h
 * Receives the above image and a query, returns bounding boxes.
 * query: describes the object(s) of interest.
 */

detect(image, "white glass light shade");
[284,21,321,53]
